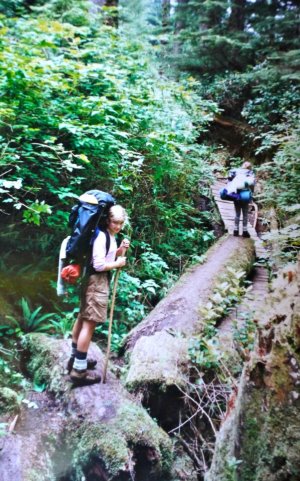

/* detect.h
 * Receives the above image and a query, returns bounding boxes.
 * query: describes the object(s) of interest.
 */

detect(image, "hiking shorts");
[78,273,109,324]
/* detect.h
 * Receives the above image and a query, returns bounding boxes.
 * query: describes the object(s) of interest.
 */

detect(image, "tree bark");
[228,0,246,31]
[162,0,171,28]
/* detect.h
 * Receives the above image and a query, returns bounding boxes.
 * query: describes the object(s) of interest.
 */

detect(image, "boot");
[233,230,239,236]
[70,368,101,386]
[243,231,250,238]
[67,357,97,374]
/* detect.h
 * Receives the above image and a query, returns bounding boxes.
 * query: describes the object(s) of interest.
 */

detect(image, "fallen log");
[205,262,300,481]
[124,236,255,400]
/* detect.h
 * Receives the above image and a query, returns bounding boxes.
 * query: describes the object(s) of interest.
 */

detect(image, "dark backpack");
[66,189,115,263]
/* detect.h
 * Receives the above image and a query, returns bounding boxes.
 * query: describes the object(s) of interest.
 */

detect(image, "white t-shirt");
[92,230,117,272]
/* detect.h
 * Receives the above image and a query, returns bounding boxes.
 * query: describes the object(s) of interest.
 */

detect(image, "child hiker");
[68,204,130,386]
[227,161,255,238]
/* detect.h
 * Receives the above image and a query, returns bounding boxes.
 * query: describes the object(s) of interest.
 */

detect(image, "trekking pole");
[102,247,128,384]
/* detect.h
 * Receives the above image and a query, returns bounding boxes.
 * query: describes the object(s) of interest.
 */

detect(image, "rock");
[14,334,173,481]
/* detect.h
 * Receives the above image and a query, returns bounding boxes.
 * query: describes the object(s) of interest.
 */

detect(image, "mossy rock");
[0,387,20,414]
[22,334,173,480]
[23,333,67,394]
[69,399,173,480]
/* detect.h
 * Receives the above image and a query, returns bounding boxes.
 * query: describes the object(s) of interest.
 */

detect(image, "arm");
[93,233,128,272]
[228,169,236,181]
[116,238,130,257]
[101,257,127,271]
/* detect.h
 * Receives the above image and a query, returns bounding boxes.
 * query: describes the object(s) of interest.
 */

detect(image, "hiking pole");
[102,248,128,384]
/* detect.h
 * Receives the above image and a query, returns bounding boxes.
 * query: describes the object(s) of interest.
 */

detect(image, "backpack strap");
[104,229,110,256]
[87,229,111,276]
[93,228,110,256]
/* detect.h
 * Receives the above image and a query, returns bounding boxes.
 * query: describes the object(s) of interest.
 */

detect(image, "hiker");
[68,204,130,386]
[227,161,255,238]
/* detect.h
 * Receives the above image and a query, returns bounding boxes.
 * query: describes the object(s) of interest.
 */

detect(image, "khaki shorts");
[78,273,109,323]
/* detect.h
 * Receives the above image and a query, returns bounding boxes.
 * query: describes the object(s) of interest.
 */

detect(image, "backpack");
[65,189,116,264]
[220,168,255,202]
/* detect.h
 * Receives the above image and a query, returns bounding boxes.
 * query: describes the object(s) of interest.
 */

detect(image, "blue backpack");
[220,188,252,202]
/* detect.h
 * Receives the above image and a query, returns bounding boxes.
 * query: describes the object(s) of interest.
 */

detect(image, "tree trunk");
[228,0,246,31]
[124,237,255,420]
[162,0,171,27]
[91,0,119,27]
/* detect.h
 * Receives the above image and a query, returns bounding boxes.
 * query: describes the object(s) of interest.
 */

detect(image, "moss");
[239,349,300,479]
[24,334,66,395]
[170,445,198,481]
[237,380,300,481]
[26,469,55,481]
[70,399,173,479]
[126,331,189,393]
[265,343,293,401]
[0,387,20,414]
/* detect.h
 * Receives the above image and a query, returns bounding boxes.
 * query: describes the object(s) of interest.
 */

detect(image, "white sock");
[73,358,87,371]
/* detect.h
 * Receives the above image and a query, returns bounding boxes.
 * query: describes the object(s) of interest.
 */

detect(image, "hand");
[121,238,130,249]
[116,256,126,268]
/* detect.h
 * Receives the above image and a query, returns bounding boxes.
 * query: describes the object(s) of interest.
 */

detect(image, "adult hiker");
[227,161,255,238]
[68,204,130,386]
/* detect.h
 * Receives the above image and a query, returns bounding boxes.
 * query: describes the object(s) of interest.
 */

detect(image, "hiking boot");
[70,368,101,386]
[233,230,239,236]
[243,231,250,238]
[67,357,97,374]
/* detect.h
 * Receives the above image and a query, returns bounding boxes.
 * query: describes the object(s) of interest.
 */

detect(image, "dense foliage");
[0,0,219,370]
[154,0,300,263]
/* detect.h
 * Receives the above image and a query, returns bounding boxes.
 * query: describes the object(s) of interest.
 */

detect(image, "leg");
[242,202,250,237]
[77,320,97,353]
[67,317,97,373]
[70,320,101,386]
[234,201,241,235]
[70,274,108,386]
[72,317,83,344]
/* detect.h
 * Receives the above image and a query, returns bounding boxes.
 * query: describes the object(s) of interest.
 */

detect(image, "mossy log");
[125,236,255,395]
[205,262,300,481]
[0,335,173,481]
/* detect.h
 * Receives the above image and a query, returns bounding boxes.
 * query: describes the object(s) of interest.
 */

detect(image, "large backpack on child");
[66,189,115,262]
[57,190,115,292]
